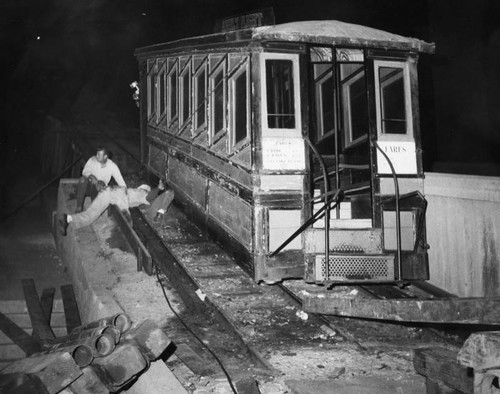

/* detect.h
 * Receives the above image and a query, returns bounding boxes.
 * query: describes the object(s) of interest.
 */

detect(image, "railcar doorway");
[309,46,372,229]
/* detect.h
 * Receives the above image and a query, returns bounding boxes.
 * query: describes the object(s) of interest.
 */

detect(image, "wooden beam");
[61,284,81,334]
[109,205,152,274]
[0,312,41,355]
[39,288,56,326]
[413,347,473,394]
[21,279,55,345]
[458,331,500,371]
[302,293,500,324]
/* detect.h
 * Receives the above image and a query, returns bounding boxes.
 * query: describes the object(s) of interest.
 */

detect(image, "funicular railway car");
[134,10,435,286]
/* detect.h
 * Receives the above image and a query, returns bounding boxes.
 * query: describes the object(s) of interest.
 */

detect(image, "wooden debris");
[413,347,473,393]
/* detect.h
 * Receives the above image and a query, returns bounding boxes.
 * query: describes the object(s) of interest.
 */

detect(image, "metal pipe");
[375,142,402,280]
[50,325,121,346]
[71,313,132,334]
[305,137,331,279]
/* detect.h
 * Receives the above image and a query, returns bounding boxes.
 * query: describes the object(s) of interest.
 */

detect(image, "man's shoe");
[59,213,69,236]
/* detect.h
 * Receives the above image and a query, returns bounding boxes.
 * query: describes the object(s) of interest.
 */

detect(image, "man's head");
[96,147,109,164]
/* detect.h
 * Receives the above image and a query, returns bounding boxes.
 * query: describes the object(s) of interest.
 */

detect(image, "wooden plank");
[0,312,40,355]
[302,292,500,324]
[413,347,473,393]
[21,279,55,345]
[60,285,81,334]
[110,205,152,275]
[40,288,56,326]
[458,331,500,371]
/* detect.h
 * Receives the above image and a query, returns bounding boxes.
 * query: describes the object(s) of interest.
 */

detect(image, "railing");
[269,137,343,282]
[375,142,402,280]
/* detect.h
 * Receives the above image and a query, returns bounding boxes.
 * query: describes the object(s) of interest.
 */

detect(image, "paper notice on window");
[377,141,417,174]
[262,137,305,170]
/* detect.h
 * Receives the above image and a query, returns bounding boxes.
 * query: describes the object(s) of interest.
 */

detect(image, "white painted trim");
[259,52,302,138]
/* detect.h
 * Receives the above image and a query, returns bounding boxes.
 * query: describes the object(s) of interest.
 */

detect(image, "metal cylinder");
[34,343,94,367]
[71,314,132,334]
[51,325,121,346]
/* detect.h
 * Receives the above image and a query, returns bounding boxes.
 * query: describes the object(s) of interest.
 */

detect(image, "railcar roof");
[135,19,435,56]
[253,20,435,53]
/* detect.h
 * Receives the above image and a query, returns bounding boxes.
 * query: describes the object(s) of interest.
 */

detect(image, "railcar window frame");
[260,53,301,137]
[209,58,227,145]
[179,59,192,130]
[374,60,413,141]
[167,59,179,128]
[340,62,369,148]
[228,59,250,151]
[313,64,336,142]
[157,58,167,125]
[193,58,208,134]
[147,59,157,123]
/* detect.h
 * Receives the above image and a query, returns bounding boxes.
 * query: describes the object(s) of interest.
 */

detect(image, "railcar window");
[210,62,226,141]
[379,67,406,134]
[340,64,368,146]
[234,70,247,143]
[180,63,191,126]
[313,64,335,139]
[167,63,178,124]
[229,63,249,148]
[265,60,295,129]
[158,60,166,122]
[147,60,157,121]
[194,65,207,130]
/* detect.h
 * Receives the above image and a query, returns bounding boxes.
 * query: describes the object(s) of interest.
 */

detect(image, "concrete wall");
[424,172,500,297]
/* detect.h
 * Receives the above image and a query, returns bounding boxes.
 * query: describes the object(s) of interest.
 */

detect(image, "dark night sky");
[1,0,499,175]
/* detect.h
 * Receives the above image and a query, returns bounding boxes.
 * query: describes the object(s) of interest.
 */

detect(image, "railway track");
[77,119,484,391]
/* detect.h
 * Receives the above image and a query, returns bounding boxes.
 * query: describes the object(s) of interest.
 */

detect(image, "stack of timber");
[413,331,500,394]
[0,314,173,393]
[0,279,176,393]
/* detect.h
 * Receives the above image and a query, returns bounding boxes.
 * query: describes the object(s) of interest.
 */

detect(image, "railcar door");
[310,47,372,227]
[306,46,428,284]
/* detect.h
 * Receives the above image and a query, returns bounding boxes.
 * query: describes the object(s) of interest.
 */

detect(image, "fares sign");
[262,137,305,170]
[377,141,417,174]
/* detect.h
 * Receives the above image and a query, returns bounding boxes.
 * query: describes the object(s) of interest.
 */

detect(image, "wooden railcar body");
[135,19,435,285]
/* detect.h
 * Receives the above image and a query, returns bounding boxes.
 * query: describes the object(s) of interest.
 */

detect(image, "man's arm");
[111,163,126,187]
[81,157,95,177]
